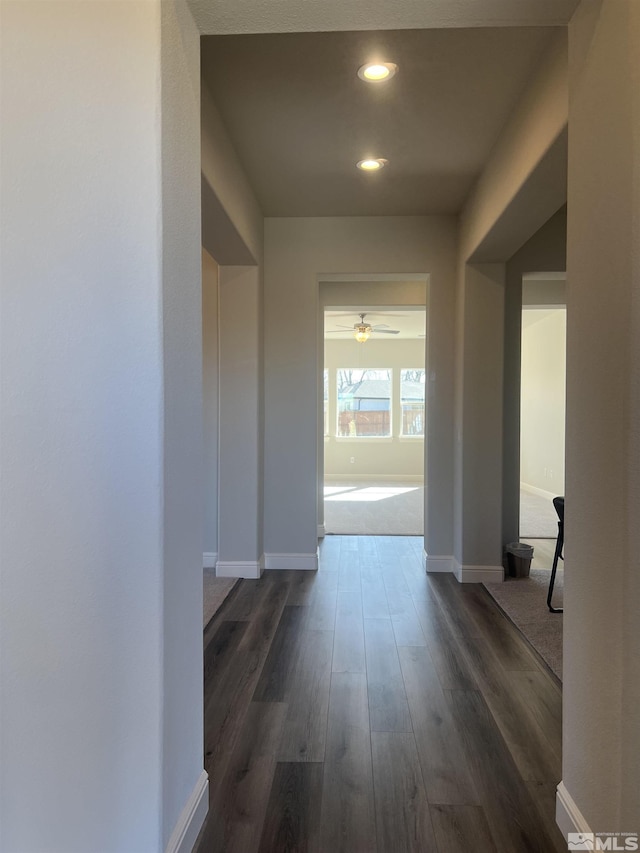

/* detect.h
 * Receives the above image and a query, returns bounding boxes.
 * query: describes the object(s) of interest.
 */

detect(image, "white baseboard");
[165,769,209,853]
[520,481,557,501]
[425,553,454,573]
[556,781,592,842]
[317,524,326,538]
[264,551,319,571]
[215,560,263,579]
[203,552,217,570]
[454,560,504,583]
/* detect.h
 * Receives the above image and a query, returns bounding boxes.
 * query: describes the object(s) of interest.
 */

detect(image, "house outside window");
[337,368,391,437]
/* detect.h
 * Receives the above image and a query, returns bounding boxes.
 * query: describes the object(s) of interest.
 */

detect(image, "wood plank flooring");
[194,535,564,853]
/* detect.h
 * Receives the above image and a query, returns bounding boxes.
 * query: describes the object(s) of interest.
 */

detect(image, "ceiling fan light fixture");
[356,158,387,172]
[358,62,398,82]
[354,321,372,343]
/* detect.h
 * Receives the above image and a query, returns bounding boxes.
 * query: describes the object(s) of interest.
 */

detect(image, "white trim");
[520,481,556,501]
[215,560,263,579]
[165,770,209,853]
[453,560,504,583]
[203,552,217,569]
[556,781,592,842]
[425,553,454,573]
[317,524,326,538]
[264,551,319,571]
[319,273,428,283]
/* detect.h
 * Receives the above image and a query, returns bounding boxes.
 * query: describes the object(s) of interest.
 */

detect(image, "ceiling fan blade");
[326,330,354,334]
[371,324,390,330]
[373,329,400,335]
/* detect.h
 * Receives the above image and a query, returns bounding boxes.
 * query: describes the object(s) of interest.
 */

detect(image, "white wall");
[561,0,640,837]
[520,308,566,495]
[324,338,425,479]
[203,249,219,564]
[264,216,456,562]
[0,1,205,850]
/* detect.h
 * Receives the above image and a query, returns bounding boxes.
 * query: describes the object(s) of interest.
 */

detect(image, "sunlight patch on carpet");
[324,486,419,503]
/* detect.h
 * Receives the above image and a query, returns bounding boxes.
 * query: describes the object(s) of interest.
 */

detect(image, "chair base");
[547,501,564,614]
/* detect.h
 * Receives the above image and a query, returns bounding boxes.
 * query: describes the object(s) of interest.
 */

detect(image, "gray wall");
[0,1,205,848]
[459,263,505,570]
[453,33,568,579]
[264,216,457,561]
[502,208,567,545]
[201,63,265,577]
[202,249,219,564]
[563,0,640,834]
[217,266,263,571]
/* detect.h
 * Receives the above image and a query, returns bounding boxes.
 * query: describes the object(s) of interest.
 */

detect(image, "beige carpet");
[323,480,424,535]
[520,488,559,538]
[483,538,563,680]
[203,570,238,629]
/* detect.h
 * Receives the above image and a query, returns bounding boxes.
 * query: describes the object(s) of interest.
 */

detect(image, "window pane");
[337,368,391,437]
[401,369,426,436]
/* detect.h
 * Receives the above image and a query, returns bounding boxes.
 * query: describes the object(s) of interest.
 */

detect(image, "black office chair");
[547,496,564,613]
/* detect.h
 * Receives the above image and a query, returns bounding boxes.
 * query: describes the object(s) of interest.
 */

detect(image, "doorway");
[519,274,566,540]
[322,306,426,535]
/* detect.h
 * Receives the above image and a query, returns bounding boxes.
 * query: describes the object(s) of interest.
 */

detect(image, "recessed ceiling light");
[356,158,388,171]
[357,62,398,82]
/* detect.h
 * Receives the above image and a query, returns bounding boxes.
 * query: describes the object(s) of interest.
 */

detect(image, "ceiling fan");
[326,313,400,343]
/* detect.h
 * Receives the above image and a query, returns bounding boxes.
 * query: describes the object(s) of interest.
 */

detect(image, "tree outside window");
[401,368,426,436]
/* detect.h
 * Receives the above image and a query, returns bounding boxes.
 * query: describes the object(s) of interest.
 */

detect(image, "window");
[401,369,426,436]
[337,368,391,437]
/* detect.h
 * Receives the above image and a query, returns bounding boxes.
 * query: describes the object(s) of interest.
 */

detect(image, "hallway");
[194,536,564,852]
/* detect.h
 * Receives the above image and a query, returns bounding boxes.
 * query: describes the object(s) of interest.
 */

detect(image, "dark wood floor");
[194,535,564,853]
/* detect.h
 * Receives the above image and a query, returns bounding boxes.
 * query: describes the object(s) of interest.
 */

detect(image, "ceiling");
[325,309,426,340]
[201,27,558,217]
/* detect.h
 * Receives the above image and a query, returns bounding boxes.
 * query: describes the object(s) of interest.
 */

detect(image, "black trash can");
[505,542,534,578]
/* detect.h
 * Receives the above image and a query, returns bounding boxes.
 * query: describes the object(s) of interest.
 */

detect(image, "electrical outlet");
[350,456,355,464]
